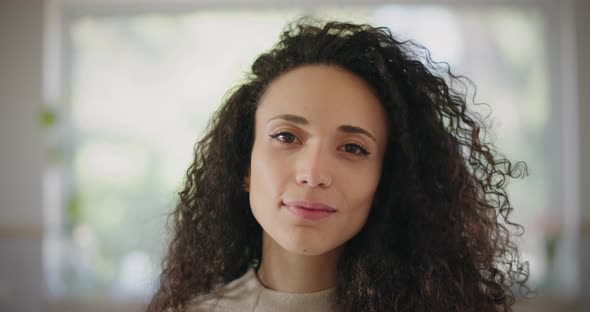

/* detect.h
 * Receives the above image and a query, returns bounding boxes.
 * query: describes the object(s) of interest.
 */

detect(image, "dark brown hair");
[147,18,529,312]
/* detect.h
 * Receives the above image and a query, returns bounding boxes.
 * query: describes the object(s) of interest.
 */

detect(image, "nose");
[295,142,332,188]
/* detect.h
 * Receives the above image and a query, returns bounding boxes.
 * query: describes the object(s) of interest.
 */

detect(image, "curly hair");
[147,18,529,312]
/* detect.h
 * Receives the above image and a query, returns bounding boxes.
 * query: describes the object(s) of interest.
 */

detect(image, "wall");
[576,0,590,310]
[0,1,44,312]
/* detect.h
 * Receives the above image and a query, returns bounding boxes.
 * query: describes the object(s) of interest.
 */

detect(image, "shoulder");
[185,269,261,312]
[185,291,222,312]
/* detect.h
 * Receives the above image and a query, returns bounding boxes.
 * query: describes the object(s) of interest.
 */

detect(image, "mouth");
[281,200,336,221]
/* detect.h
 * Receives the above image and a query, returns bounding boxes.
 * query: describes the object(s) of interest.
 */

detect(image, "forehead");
[256,65,387,135]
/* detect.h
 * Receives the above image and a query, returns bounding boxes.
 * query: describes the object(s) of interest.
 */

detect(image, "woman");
[147,19,529,312]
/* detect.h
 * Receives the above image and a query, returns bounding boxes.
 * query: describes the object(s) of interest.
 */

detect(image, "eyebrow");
[268,114,377,142]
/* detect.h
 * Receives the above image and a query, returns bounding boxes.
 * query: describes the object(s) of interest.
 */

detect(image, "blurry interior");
[0,0,588,311]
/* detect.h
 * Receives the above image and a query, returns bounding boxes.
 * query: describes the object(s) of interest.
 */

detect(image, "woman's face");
[246,65,388,256]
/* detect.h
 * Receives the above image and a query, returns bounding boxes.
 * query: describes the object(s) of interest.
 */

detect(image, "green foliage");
[40,107,57,128]
[66,191,83,231]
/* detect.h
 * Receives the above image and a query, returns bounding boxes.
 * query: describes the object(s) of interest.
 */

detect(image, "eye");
[269,131,299,144]
[341,143,370,156]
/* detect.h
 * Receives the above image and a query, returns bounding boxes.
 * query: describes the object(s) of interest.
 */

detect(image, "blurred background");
[0,0,588,311]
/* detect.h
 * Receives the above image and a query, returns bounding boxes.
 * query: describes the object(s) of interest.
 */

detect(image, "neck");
[256,232,342,293]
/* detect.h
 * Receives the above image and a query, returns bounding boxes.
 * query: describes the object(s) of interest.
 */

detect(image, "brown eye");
[269,131,297,143]
[342,143,370,156]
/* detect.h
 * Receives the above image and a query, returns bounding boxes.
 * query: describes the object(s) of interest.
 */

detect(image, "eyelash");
[268,131,371,157]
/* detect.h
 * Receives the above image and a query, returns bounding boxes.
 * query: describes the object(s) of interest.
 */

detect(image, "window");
[42,1,577,301]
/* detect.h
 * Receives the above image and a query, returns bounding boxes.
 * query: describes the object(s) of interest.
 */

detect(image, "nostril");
[296,172,331,187]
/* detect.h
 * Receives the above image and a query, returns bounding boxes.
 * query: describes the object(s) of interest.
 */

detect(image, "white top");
[186,268,337,312]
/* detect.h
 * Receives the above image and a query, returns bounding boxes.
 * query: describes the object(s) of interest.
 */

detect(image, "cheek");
[339,164,382,225]
[250,144,282,184]
[248,143,288,213]
[312,163,381,250]
[343,162,382,206]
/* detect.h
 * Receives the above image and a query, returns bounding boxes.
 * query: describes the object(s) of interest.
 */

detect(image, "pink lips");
[282,200,336,221]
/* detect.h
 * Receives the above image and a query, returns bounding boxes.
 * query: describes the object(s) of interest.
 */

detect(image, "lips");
[282,200,336,221]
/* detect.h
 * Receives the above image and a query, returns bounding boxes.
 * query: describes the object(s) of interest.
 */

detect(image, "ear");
[243,175,250,192]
